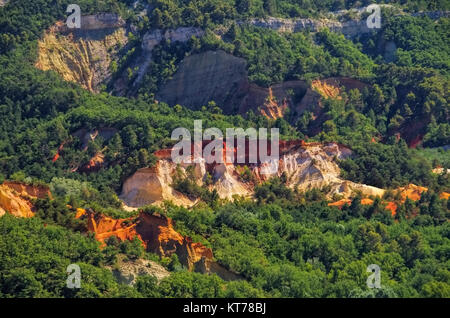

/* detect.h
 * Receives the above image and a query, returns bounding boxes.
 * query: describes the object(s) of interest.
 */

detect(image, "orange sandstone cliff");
[121,141,385,208]
[0,181,51,218]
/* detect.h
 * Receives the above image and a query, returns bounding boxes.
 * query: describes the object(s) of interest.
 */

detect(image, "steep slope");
[36,15,128,92]
[120,164,196,208]
[245,16,374,38]
[77,208,213,270]
[120,141,384,208]
[34,18,370,122]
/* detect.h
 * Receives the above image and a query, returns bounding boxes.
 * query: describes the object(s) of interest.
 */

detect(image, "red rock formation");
[77,209,214,270]
[76,208,139,245]
[138,212,214,269]
[3,181,52,200]
[158,139,312,165]
[385,201,398,215]
[327,184,448,216]
[328,197,399,214]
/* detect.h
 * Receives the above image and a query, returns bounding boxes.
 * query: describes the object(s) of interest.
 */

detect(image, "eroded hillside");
[76,208,240,280]
[120,141,384,208]
[36,15,128,92]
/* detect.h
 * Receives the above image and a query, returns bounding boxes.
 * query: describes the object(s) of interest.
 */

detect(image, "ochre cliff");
[76,209,214,271]
[156,50,308,120]
[312,80,339,99]
[137,212,213,271]
[328,183,447,216]
[120,164,197,208]
[35,18,128,92]
[0,181,51,218]
[121,141,385,208]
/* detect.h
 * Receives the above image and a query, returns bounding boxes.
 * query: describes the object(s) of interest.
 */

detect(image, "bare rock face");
[156,50,367,121]
[120,156,253,207]
[137,213,214,271]
[120,163,196,208]
[212,162,253,200]
[245,17,374,38]
[244,8,449,38]
[263,142,384,198]
[80,14,125,30]
[107,257,170,285]
[3,181,52,200]
[35,18,128,92]
[77,208,242,279]
[0,186,34,218]
[142,27,204,52]
[195,257,243,281]
[120,141,385,208]
[242,81,308,119]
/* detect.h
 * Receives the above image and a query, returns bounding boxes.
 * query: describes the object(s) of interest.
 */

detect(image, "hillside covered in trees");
[0,0,448,299]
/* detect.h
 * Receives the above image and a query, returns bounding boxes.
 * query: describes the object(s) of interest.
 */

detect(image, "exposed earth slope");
[121,141,384,208]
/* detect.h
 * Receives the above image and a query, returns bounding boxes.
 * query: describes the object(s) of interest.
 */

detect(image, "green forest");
[0,0,449,298]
